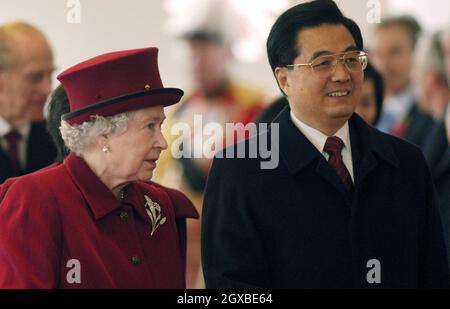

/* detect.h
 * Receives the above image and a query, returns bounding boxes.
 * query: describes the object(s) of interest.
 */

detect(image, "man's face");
[371,24,414,96]
[0,35,54,126]
[189,39,229,94]
[444,32,450,89]
[276,24,363,132]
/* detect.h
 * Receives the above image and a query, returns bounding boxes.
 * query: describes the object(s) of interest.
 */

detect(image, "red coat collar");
[64,153,121,220]
[63,153,198,222]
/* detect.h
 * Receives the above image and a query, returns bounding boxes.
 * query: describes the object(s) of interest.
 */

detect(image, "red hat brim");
[62,87,183,125]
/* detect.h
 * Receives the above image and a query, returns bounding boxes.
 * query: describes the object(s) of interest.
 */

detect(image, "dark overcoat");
[202,107,450,288]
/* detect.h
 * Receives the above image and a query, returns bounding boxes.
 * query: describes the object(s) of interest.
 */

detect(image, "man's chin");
[328,105,356,120]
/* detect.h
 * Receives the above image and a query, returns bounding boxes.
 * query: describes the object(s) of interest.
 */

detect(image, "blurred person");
[0,22,56,183]
[202,0,449,288]
[0,47,198,288]
[370,16,421,136]
[409,32,450,149]
[435,105,450,267]
[1,85,70,201]
[155,29,264,288]
[426,29,450,266]
[354,62,383,126]
[46,84,70,163]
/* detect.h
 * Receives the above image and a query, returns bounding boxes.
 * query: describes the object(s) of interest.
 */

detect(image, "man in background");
[0,22,56,183]
[371,16,422,137]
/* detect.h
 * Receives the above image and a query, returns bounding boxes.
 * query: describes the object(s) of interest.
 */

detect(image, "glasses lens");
[344,52,367,72]
[311,55,335,76]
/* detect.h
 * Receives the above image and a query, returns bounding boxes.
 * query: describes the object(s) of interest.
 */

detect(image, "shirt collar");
[383,86,415,120]
[0,116,31,139]
[290,110,350,153]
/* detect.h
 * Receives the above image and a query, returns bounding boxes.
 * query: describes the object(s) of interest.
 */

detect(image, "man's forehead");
[11,46,53,73]
[373,24,411,45]
[295,24,357,58]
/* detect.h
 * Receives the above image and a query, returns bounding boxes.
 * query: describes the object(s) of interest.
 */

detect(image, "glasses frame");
[285,51,368,76]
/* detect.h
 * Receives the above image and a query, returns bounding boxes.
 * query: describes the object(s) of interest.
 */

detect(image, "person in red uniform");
[0,47,198,288]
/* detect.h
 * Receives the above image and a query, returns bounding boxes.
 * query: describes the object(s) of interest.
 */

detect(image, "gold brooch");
[144,195,166,236]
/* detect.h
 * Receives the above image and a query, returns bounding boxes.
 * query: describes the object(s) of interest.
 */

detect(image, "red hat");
[57,47,183,125]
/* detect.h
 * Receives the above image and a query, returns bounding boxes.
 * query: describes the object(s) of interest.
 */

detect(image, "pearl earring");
[102,146,109,153]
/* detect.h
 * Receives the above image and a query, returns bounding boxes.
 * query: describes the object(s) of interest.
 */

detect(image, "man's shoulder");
[357,118,426,169]
[214,132,270,165]
[352,113,420,151]
[371,125,424,157]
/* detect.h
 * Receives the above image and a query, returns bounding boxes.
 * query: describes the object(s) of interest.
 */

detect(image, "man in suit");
[370,15,422,138]
[434,106,450,266]
[0,22,56,183]
[201,0,450,288]
[431,29,450,267]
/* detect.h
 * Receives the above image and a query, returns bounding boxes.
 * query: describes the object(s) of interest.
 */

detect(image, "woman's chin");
[137,170,154,182]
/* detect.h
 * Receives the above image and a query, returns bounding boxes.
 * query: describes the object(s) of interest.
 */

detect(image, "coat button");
[119,211,129,221]
[131,256,141,265]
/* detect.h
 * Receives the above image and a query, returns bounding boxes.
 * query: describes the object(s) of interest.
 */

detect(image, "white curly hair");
[60,112,132,156]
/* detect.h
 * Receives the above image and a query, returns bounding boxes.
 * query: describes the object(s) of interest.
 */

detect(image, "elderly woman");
[0,47,198,288]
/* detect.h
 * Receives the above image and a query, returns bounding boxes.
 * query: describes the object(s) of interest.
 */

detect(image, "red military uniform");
[0,153,198,288]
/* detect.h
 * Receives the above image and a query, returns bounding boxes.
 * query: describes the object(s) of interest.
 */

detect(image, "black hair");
[46,84,70,163]
[363,62,384,125]
[377,15,422,50]
[267,0,363,73]
[183,31,223,44]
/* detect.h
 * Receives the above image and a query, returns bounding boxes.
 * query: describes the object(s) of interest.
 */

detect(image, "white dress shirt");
[290,111,354,182]
[0,116,31,169]
[377,86,415,134]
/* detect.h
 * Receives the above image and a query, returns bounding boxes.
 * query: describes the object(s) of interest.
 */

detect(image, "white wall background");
[1,0,449,102]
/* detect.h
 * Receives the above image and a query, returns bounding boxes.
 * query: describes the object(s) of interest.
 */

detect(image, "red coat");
[0,153,198,288]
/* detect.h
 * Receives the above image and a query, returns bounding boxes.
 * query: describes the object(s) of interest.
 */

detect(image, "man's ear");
[275,67,290,96]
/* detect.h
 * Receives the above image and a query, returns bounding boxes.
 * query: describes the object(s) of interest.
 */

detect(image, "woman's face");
[105,105,168,183]
[355,79,378,125]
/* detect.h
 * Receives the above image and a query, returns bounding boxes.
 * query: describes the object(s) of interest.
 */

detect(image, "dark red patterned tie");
[4,130,22,176]
[323,136,353,191]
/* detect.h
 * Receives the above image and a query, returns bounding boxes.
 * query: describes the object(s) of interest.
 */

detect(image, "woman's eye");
[147,123,155,129]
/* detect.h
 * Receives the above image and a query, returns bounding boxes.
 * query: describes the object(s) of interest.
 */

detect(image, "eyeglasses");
[286,51,368,77]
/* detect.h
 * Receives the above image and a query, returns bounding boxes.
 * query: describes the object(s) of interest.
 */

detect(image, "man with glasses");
[201,0,450,288]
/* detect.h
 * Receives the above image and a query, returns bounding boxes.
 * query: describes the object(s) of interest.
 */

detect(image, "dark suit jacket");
[0,121,56,184]
[423,121,447,165]
[404,104,436,149]
[433,146,450,265]
[202,107,450,288]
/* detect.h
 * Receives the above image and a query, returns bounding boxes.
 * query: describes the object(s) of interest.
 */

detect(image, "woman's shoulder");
[0,163,68,203]
[137,181,199,219]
